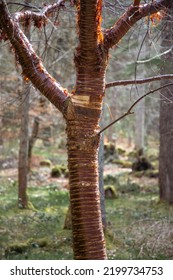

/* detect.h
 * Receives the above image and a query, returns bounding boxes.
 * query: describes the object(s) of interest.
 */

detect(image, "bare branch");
[137,46,173,64]
[103,0,171,50]
[106,74,173,88]
[12,0,66,28]
[0,0,69,115]
[7,2,38,10]
[98,83,173,135]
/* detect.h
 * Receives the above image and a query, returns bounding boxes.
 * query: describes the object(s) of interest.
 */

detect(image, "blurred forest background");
[0,0,173,260]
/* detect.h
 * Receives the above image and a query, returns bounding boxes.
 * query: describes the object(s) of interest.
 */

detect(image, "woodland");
[0,0,173,260]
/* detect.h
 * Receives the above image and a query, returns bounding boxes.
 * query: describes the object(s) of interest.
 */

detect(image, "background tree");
[159,1,173,204]
[0,0,171,260]
[18,0,32,209]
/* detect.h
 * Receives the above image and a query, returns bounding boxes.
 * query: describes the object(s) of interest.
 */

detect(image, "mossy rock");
[30,238,49,248]
[132,156,154,172]
[117,147,126,156]
[104,142,119,163]
[51,164,68,178]
[127,150,137,160]
[51,165,62,178]
[112,159,132,168]
[104,185,119,199]
[131,171,145,178]
[5,242,28,255]
[60,165,68,174]
[144,170,159,178]
[40,159,52,167]
[64,169,69,178]
[147,148,159,161]
[104,143,116,156]
[104,174,118,185]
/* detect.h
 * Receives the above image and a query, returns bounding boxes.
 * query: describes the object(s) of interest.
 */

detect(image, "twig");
[137,46,173,64]
[98,83,173,135]
[7,1,38,11]
[106,74,173,88]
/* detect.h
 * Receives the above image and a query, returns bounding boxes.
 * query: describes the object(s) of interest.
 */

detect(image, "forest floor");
[0,144,173,260]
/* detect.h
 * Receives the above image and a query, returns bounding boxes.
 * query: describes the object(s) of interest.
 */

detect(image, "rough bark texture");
[0,1,69,114]
[103,0,171,50]
[0,0,171,259]
[98,128,107,229]
[159,2,173,204]
[67,0,108,260]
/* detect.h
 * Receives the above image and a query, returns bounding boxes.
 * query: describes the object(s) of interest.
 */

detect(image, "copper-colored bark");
[67,117,107,259]
[0,0,171,260]
[13,0,65,28]
[0,1,69,115]
[103,0,170,50]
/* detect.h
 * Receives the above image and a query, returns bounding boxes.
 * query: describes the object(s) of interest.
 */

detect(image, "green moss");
[51,165,62,178]
[132,170,159,178]
[1,171,173,260]
[30,238,49,248]
[104,185,119,199]
[127,150,137,160]
[112,159,132,168]
[5,242,28,255]
[51,164,68,178]
[104,174,117,185]
[117,147,126,156]
[118,182,140,194]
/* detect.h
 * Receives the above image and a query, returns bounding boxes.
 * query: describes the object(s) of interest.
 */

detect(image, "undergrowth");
[0,177,173,260]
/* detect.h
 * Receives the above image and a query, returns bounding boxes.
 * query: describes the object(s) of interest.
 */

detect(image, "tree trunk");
[67,117,107,259]
[98,110,107,229]
[159,2,173,204]
[66,0,108,260]
[135,95,145,150]
[18,3,31,209]
[28,117,39,171]
[18,83,30,208]
[1,0,171,260]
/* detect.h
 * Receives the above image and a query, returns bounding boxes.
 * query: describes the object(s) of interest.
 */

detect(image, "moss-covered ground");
[0,173,173,260]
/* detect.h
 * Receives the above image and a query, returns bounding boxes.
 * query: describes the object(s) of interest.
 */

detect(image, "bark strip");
[67,117,107,259]
[103,0,171,50]
[13,0,65,28]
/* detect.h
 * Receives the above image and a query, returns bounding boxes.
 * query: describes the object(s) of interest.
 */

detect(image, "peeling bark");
[103,0,170,50]
[0,0,171,259]
[0,0,69,115]
[67,117,107,259]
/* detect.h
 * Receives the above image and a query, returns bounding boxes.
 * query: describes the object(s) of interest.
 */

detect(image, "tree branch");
[106,74,173,88]
[0,0,69,116]
[98,83,173,135]
[133,0,141,7]
[12,0,66,28]
[137,46,173,64]
[103,0,171,50]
